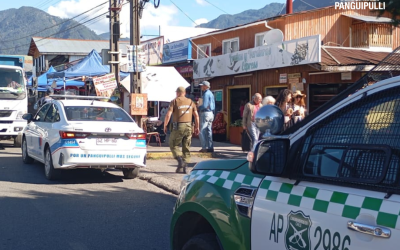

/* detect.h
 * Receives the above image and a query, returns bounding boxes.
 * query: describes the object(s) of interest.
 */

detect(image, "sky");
[0,0,286,39]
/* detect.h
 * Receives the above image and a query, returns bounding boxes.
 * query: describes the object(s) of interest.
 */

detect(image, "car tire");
[182,233,222,250]
[44,147,61,180]
[22,137,34,164]
[122,168,139,179]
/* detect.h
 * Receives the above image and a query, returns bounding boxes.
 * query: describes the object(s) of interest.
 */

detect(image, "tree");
[377,0,400,26]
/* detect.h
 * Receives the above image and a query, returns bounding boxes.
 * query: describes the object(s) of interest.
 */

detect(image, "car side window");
[44,104,60,123]
[297,86,400,190]
[33,104,51,122]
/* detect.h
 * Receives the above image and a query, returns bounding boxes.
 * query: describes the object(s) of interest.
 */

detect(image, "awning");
[342,14,392,23]
[120,66,190,102]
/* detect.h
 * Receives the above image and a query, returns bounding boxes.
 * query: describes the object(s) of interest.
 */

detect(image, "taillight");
[59,131,91,139]
[125,133,146,139]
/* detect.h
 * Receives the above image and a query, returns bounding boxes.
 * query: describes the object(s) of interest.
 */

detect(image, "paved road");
[0,140,177,250]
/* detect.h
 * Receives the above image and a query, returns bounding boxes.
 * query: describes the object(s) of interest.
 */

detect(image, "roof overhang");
[342,14,392,23]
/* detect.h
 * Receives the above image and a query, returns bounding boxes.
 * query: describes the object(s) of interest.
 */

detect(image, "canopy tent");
[47,49,110,78]
[120,66,190,102]
[27,66,56,86]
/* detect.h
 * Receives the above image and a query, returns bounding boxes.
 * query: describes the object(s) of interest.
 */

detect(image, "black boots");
[176,156,188,174]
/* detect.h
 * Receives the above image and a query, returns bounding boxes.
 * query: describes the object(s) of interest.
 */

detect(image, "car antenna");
[91,99,95,105]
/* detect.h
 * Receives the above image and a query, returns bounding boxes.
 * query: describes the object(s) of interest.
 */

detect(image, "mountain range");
[199,0,336,29]
[0,6,100,55]
[0,1,336,55]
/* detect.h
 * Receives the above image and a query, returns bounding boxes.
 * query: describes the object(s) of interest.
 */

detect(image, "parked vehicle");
[0,61,28,145]
[171,58,400,249]
[21,95,146,180]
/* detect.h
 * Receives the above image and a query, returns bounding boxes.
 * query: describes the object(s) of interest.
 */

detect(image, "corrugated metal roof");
[321,47,389,66]
[342,14,392,23]
[32,37,129,55]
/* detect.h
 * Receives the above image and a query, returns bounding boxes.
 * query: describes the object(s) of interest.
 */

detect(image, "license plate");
[96,138,117,145]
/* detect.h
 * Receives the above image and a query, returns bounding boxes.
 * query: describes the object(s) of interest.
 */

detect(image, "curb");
[139,170,180,195]
[146,152,213,160]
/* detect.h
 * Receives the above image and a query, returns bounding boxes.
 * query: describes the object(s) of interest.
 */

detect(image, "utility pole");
[130,0,141,126]
[109,0,120,90]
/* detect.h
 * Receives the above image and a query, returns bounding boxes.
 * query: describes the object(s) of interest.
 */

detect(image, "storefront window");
[309,83,351,112]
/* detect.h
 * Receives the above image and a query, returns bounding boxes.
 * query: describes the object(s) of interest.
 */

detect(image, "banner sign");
[141,36,164,66]
[127,45,146,73]
[193,35,321,79]
[163,39,192,64]
[93,73,117,97]
[176,65,193,74]
[130,93,148,115]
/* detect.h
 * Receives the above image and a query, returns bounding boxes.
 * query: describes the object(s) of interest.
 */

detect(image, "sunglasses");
[295,96,302,99]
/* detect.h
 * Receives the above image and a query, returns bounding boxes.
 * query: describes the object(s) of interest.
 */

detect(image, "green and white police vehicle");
[171,73,400,250]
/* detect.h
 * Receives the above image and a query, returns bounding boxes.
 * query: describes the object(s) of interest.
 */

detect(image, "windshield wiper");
[0,89,19,95]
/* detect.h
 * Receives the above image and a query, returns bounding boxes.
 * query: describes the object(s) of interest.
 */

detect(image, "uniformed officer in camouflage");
[164,86,200,173]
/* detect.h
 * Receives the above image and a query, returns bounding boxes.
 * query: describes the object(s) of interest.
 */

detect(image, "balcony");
[351,22,392,51]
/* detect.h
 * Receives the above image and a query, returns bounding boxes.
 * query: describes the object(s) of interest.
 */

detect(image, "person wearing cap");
[292,90,306,123]
[164,86,200,173]
[198,81,215,152]
[242,93,263,149]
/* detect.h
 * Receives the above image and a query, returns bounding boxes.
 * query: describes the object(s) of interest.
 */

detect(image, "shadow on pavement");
[0,187,175,250]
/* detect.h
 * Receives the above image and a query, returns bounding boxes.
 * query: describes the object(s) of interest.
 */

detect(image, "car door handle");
[347,221,391,238]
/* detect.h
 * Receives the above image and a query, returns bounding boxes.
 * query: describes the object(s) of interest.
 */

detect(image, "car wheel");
[44,147,61,180]
[182,233,222,250]
[122,168,139,179]
[22,137,34,164]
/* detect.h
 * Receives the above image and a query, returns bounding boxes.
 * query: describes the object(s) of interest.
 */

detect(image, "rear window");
[64,106,133,122]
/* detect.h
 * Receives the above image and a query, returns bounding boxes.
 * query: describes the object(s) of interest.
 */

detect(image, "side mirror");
[249,139,289,175]
[22,113,33,121]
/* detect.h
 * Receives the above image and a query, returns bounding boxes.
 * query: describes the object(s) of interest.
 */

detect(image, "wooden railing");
[351,23,392,48]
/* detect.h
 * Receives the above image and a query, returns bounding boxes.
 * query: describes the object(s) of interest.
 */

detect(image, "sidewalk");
[146,137,247,159]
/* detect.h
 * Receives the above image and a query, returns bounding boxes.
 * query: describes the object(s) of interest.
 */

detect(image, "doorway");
[228,87,250,125]
[309,83,351,112]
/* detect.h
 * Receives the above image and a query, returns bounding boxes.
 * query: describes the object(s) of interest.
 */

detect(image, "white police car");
[21,95,146,180]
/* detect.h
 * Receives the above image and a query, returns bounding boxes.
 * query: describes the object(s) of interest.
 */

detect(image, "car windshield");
[0,68,26,100]
[64,106,133,122]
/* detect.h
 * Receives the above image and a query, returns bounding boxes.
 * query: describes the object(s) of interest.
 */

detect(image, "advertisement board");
[141,36,164,66]
[130,93,148,115]
[162,39,192,64]
[193,35,321,79]
[93,73,118,97]
[127,45,146,73]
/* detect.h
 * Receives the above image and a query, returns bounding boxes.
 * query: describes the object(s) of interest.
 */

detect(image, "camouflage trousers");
[169,123,192,163]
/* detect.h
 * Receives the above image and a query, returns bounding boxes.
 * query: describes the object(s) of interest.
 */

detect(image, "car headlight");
[16,111,25,120]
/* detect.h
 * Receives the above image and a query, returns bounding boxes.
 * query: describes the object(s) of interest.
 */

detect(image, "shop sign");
[93,73,118,97]
[279,74,288,84]
[130,93,148,115]
[141,36,164,66]
[163,39,192,64]
[341,72,352,80]
[176,65,193,74]
[193,35,321,79]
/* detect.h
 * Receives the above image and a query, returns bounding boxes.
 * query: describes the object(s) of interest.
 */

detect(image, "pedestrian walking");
[242,93,263,149]
[164,86,200,173]
[262,95,276,105]
[198,81,215,152]
[275,89,293,131]
[292,90,306,124]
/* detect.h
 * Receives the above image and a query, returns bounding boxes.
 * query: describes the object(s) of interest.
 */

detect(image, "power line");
[169,0,199,26]
[0,1,132,52]
[0,11,108,52]
[202,0,229,15]
[0,1,108,43]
